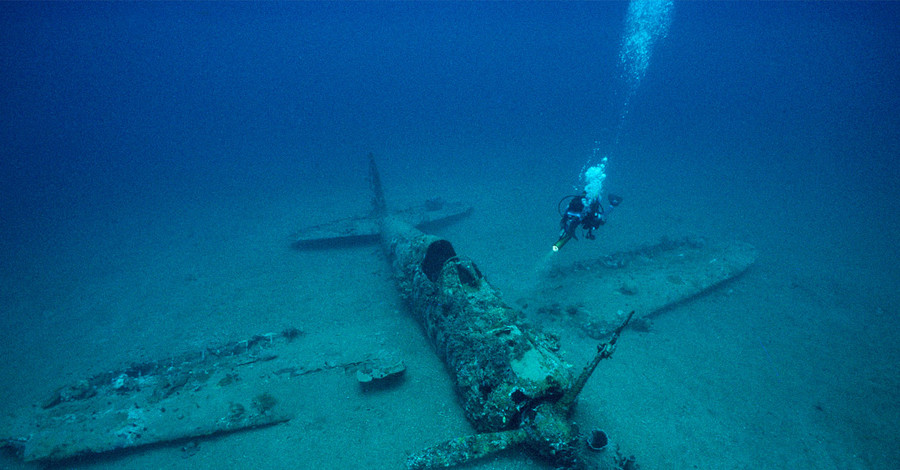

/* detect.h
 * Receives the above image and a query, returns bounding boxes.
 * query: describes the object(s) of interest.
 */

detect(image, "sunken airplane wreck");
[366,154,636,469]
[0,154,755,467]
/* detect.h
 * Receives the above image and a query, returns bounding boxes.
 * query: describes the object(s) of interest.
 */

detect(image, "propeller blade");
[406,429,527,469]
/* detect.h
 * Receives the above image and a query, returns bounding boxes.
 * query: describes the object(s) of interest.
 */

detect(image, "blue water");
[1,2,898,469]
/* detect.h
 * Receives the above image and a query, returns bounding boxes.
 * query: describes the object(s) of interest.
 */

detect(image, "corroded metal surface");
[370,155,631,469]
[0,328,389,463]
[382,213,573,432]
[530,236,757,338]
[0,331,303,462]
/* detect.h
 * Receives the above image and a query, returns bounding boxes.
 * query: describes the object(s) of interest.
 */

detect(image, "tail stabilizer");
[367,153,387,217]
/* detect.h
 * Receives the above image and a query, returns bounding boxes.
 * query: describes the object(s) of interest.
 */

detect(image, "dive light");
[552,233,572,252]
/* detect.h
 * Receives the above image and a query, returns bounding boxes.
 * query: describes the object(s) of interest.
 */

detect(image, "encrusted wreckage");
[368,154,634,469]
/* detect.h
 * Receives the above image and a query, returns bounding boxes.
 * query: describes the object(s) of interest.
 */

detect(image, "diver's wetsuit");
[560,196,605,240]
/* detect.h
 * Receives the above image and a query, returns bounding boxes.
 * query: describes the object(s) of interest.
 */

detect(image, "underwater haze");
[1,2,898,469]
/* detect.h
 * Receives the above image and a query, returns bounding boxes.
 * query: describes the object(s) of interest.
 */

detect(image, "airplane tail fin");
[367,153,387,217]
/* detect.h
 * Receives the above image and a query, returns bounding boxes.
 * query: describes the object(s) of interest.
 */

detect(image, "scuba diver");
[553,192,622,251]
